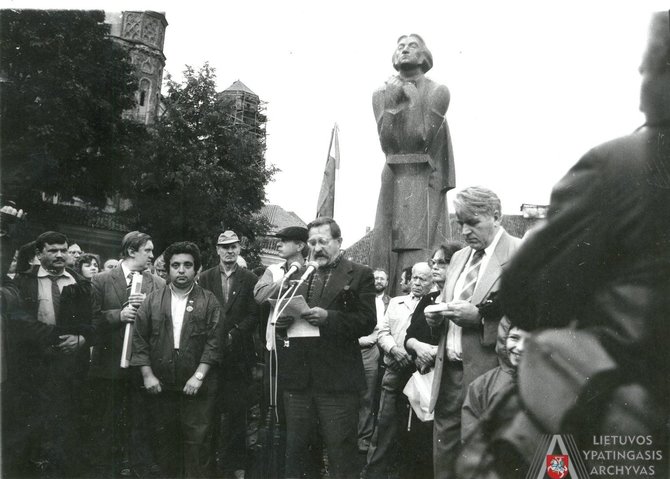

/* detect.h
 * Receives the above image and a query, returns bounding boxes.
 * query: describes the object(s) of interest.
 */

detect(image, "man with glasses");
[363,262,433,479]
[274,217,376,479]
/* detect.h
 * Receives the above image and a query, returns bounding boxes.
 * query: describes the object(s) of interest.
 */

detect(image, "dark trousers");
[2,354,85,477]
[433,361,464,479]
[212,376,248,473]
[88,375,155,477]
[149,381,218,478]
[284,388,359,479]
[364,365,412,478]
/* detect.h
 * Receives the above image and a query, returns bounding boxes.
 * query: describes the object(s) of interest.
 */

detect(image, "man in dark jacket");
[11,231,93,476]
[198,230,258,478]
[132,241,222,478]
[275,217,376,479]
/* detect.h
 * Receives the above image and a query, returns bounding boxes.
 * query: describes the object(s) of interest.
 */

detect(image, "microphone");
[285,262,301,278]
[299,261,319,282]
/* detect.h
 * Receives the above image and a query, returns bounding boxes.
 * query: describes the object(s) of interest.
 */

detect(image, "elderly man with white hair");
[425,186,522,479]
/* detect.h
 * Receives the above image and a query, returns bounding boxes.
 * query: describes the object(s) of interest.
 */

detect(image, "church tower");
[105,11,168,125]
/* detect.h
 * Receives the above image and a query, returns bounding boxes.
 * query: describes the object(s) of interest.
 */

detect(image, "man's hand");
[389,346,412,369]
[143,373,162,394]
[424,310,446,328]
[120,304,137,323]
[443,300,481,328]
[301,307,328,327]
[55,334,84,354]
[127,292,146,308]
[412,341,436,368]
[274,315,295,329]
[183,375,202,396]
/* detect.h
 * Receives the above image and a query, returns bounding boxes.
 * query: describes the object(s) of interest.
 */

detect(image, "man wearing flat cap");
[199,231,259,478]
[253,225,309,474]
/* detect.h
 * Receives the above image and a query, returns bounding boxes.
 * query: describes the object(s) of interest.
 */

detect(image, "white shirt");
[377,294,420,364]
[446,227,504,361]
[36,266,76,325]
[120,260,134,285]
[375,294,386,325]
[170,284,193,349]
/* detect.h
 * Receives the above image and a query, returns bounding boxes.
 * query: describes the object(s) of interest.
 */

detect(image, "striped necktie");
[458,249,485,302]
[126,272,134,299]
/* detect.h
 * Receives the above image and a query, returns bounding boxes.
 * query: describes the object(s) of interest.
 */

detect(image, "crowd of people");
[2,9,670,479]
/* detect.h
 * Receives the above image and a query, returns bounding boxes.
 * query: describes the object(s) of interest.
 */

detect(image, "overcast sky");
[7,0,668,246]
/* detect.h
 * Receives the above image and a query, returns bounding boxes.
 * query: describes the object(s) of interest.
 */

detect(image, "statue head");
[392,34,433,73]
[639,11,670,124]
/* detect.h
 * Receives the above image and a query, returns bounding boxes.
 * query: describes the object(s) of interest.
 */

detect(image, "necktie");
[458,249,485,302]
[49,275,61,322]
[127,272,134,299]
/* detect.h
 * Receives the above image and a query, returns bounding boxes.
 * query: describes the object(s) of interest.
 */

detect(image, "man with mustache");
[12,231,94,476]
[274,217,376,479]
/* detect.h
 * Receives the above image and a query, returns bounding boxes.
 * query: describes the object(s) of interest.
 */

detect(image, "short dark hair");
[16,241,37,273]
[401,266,413,281]
[307,217,341,239]
[163,241,201,272]
[76,253,101,274]
[120,231,152,259]
[35,231,68,252]
[432,241,464,263]
[373,268,388,278]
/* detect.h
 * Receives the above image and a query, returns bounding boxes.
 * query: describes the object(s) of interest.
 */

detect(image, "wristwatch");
[194,372,204,381]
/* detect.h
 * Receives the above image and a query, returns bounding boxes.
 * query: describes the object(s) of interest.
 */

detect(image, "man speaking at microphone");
[274,217,376,479]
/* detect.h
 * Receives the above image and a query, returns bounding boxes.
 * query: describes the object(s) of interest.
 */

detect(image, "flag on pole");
[316,124,340,218]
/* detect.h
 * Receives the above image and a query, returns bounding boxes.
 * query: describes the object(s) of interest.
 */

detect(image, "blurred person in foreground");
[498,11,670,477]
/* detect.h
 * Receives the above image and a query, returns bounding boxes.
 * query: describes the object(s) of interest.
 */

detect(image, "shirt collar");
[170,282,195,299]
[474,227,505,260]
[321,251,344,271]
[219,262,238,276]
[37,265,72,280]
[120,260,134,281]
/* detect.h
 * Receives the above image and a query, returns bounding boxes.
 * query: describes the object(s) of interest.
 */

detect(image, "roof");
[344,229,374,266]
[222,80,257,96]
[257,204,307,235]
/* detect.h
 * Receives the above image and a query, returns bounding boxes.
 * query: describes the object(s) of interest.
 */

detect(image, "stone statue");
[370,34,455,291]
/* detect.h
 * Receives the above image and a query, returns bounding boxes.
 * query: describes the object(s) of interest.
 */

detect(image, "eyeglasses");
[428,259,448,267]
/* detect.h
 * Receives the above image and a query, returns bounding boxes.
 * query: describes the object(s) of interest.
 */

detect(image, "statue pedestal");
[387,154,432,252]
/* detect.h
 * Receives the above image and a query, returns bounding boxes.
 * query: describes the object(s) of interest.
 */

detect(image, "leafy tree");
[0,9,144,208]
[129,63,276,268]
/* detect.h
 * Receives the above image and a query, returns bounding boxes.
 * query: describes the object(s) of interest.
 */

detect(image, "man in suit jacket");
[275,217,376,479]
[132,242,222,478]
[425,187,521,479]
[498,12,670,473]
[89,231,165,478]
[198,230,258,478]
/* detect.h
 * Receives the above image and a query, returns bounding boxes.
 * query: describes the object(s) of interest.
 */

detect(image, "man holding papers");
[274,217,376,479]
